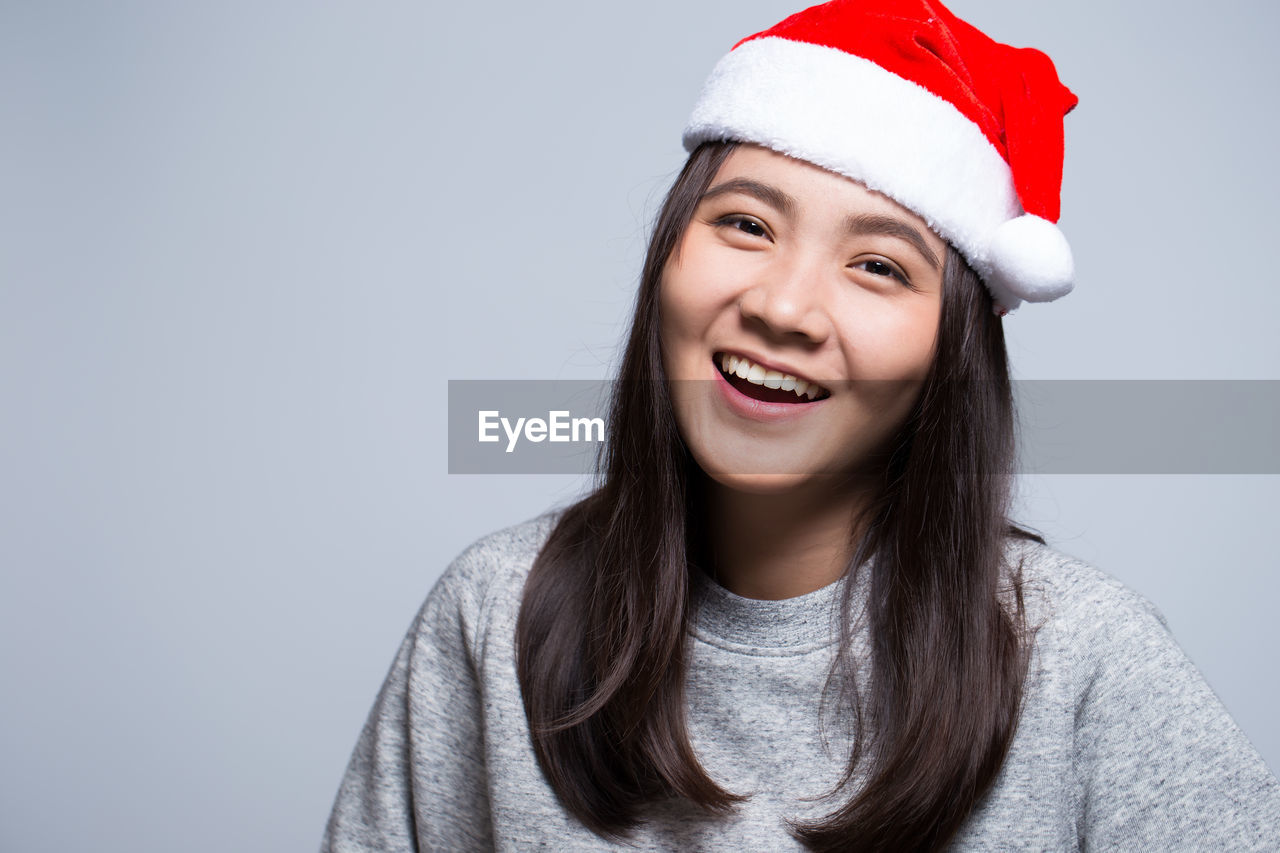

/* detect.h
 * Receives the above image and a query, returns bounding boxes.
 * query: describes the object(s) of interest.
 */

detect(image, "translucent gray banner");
[1013,380,1279,474]
[447,380,1280,475]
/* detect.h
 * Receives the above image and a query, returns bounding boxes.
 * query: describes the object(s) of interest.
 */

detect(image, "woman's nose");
[736,256,832,344]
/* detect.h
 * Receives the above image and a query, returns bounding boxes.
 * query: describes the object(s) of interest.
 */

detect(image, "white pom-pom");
[987,215,1074,311]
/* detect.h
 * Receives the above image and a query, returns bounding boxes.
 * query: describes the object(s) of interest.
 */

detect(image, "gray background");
[2,1,1276,850]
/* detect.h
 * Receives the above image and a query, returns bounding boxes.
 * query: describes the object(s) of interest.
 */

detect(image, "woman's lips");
[714,352,830,399]
[711,353,829,423]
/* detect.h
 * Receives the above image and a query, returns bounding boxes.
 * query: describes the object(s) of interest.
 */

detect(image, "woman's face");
[660,144,947,494]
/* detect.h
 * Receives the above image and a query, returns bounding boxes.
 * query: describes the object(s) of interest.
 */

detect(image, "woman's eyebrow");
[699,178,796,218]
[844,213,941,271]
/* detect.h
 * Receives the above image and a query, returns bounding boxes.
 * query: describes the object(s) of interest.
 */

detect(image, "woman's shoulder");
[393,508,569,667]
[447,508,565,579]
[429,507,566,611]
[1001,538,1280,846]
[1002,536,1170,659]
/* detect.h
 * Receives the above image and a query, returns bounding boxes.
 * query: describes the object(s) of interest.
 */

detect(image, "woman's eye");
[716,215,769,238]
[852,258,908,284]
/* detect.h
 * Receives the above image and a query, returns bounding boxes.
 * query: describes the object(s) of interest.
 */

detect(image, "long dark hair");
[516,141,1038,851]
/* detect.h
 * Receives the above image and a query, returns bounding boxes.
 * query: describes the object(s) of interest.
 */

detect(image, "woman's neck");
[703,478,870,600]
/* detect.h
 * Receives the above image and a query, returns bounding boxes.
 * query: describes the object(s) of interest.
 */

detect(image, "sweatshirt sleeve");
[321,555,496,852]
[1068,581,1280,849]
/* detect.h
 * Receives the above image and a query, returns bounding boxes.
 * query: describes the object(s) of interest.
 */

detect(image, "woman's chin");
[691,452,850,496]
[708,472,811,495]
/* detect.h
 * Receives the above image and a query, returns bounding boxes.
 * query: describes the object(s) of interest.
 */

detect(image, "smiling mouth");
[715,353,831,403]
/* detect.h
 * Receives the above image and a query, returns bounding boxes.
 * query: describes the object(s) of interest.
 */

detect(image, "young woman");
[323,1,1280,849]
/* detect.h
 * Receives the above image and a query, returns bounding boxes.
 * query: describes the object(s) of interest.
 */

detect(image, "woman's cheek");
[661,266,717,335]
[658,279,702,380]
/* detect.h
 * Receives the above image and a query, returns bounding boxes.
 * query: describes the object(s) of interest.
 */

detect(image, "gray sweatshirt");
[322,511,1280,850]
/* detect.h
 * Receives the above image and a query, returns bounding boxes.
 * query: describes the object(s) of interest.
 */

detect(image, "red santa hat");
[682,0,1079,314]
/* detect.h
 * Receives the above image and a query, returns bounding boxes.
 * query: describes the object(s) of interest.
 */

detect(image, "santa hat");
[682,0,1078,314]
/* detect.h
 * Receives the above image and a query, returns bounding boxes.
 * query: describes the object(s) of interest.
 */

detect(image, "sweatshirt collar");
[688,563,869,651]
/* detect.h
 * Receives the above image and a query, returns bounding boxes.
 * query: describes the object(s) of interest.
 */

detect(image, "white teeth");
[716,353,827,400]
